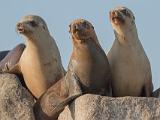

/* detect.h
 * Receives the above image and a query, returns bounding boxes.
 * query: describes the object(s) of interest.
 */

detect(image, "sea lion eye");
[29,20,37,27]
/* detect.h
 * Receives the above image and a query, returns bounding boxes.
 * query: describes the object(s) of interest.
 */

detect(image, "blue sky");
[0,1,160,90]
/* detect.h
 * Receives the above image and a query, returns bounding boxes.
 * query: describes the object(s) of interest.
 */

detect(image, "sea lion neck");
[24,35,55,60]
[25,30,51,47]
[114,24,139,45]
[72,38,102,61]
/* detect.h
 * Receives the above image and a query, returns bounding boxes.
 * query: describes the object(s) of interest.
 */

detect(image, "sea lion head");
[16,15,49,39]
[69,19,96,43]
[109,6,135,35]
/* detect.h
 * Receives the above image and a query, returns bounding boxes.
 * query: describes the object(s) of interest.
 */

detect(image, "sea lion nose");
[112,11,119,17]
[16,22,25,33]
[112,11,116,15]
[17,23,23,28]
[75,24,81,30]
[73,24,81,31]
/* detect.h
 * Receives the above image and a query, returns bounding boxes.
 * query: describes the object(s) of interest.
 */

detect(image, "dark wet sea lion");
[68,19,112,95]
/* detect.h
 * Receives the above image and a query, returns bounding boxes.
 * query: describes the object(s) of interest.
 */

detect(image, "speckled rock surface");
[59,94,160,120]
[0,73,35,120]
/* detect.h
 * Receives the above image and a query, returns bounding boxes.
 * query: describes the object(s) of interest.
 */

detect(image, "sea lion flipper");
[0,50,9,61]
[34,71,82,120]
[66,70,82,97]
[0,43,25,74]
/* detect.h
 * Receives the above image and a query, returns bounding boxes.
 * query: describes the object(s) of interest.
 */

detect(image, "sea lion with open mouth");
[107,6,153,97]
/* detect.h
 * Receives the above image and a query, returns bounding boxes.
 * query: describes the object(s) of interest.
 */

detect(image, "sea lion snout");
[17,22,32,34]
[110,7,135,26]
[70,19,97,42]
[110,10,125,24]
[72,24,81,33]
[70,19,91,33]
[17,23,25,34]
[71,23,87,33]
[75,24,84,31]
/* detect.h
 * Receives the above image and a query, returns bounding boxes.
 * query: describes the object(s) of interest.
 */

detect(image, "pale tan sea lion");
[107,6,153,97]
[33,19,112,120]
[0,15,65,98]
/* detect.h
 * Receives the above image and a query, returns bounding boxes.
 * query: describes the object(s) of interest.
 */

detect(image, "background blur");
[0,1,159,90]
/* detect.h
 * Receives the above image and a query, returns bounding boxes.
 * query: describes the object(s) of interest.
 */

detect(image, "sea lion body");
[107,7,153,97]
[19,32,63,98]
[69,19,112,95]
[69,37,111,95]
[0,15,65,98]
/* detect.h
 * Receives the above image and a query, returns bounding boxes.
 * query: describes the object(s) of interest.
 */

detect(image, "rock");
[58,94,160,120]
[0,73,35,120]
[153,88,160,98]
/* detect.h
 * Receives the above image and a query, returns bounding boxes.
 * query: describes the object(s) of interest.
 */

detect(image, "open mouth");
[17,23,25,34]
[17,27,25,34]
[112,16,120,21]
[110,11,125,24]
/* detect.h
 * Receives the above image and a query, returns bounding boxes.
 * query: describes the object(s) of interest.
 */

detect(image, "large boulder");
[0,73,35,120]
[59,94,160,120]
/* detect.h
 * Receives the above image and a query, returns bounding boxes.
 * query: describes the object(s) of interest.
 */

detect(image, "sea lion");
[107,6,153,97]
[0,15,65,98]
[68,19,112,95]
[33,19,112,120]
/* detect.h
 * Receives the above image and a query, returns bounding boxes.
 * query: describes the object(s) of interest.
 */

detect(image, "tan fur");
[107,7,153,97]
[17,15,65,98]
[69,19,112,96]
